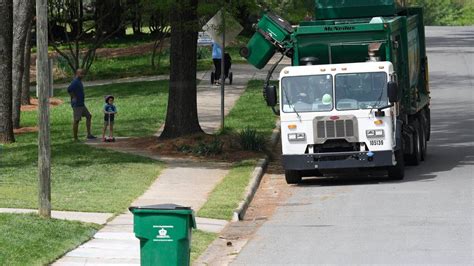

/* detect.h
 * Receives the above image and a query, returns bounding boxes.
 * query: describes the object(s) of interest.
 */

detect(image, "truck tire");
[285,170,302,184]
[426,107,431,141]
[388,149,405,180]
[419,119,427,161]
[406,120,422,166]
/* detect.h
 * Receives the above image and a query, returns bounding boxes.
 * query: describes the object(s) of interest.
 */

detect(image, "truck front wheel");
[285,170,302,184]
[388,149,405,180]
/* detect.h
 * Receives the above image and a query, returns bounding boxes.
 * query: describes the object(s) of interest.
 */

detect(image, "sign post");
[220,12,225,130]
[203,8,242,130]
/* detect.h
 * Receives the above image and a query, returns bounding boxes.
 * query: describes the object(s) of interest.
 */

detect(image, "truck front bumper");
[282,151,393,171]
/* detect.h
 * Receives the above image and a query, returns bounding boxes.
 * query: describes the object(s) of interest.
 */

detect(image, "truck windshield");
[281,74,333,113]
[335,72,388,110]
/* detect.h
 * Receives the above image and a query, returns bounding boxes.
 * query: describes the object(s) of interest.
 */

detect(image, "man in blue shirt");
[67,69,96,141]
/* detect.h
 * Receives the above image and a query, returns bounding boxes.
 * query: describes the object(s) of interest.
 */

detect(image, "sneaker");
[87,135,97,140]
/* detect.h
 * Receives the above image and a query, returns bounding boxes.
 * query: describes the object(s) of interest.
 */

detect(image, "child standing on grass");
[102,95,117,142]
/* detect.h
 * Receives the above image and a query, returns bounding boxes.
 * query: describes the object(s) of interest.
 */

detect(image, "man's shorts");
[73,106,91,122]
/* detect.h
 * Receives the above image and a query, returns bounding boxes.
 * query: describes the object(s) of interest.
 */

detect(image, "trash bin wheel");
[229,72,233,85]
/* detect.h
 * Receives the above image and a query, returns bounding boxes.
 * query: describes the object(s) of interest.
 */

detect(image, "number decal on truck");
[370,140,384,146]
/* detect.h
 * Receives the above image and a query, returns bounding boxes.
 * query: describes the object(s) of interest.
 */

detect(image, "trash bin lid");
[129,204,196,229]
[129,204,191,212]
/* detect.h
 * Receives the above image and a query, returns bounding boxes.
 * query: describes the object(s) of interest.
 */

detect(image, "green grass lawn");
[0,79,273,265]
[0,213,100,266]
[198,80,276,220]
[224,80,276,136]
[197,160,257,220]
[191,230,217,262]
[0,81,170,213]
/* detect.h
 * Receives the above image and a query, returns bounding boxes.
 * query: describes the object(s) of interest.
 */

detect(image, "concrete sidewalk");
[54,160,230,265]
[51,61,282,265]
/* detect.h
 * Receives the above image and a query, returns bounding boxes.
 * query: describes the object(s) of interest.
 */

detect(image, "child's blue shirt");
[104,103,117,121]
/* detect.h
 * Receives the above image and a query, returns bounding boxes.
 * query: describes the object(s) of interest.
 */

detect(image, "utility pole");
[36,0,51,218]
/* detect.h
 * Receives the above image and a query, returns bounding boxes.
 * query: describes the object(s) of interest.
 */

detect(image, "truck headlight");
[366,129,385,138]
[288,133,306,141]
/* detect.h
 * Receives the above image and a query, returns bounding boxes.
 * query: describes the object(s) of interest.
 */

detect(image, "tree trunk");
[0,0,15,143]
[95,0,125,38]
[160,0,202,139]
[129,0,142,35]
[21,23,32,106]
[12,0,34,129]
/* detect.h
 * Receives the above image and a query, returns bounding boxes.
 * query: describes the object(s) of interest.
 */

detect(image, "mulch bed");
[100,133,264,163]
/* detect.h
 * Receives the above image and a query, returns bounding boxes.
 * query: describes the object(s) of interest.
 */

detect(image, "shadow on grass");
[54,80,169,99]
[1,140,156,169]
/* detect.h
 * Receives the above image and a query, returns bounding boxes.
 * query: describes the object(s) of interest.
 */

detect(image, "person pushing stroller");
[102,95,117,142]
[211,41,233,85]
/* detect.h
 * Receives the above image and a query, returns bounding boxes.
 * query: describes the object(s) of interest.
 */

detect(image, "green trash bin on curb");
[129,204,196,266]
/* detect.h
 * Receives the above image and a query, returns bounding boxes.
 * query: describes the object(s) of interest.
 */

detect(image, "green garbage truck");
[240,0,430,183]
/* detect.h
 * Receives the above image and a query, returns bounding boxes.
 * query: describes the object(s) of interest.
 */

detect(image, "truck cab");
[276,61,401,183]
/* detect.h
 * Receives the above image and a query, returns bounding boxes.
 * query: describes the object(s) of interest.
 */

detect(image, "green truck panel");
[315,0,407,20]
[241,4,429,115]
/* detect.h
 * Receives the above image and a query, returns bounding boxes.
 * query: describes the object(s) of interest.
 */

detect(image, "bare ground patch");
[21,98,64,112]
[14,126,39,135]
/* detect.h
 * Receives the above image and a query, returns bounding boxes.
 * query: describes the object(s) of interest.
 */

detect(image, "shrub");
[407,0,471,25]
[193,138,223,156]
[175,138,223,156]
[197,46,211,60]
[239,127,266,152]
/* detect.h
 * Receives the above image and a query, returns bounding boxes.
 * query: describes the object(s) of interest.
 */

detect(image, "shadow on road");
[426,27,474,49]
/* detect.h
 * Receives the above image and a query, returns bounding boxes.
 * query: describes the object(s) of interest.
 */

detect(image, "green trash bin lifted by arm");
[129,204,196,266]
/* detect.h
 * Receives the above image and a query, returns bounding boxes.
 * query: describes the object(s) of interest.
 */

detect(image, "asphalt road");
[232,27,473,265]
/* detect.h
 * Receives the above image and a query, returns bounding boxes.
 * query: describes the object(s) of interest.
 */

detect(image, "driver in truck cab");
[310,74,333,106]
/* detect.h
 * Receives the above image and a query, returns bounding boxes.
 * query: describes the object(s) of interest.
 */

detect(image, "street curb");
[232,121,281,222]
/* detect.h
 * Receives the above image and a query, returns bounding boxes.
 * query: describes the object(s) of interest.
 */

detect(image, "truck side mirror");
[264,85,278,107]
[387,81,399,103]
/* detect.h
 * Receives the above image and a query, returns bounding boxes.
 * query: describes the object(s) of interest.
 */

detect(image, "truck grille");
[314,116,358,143]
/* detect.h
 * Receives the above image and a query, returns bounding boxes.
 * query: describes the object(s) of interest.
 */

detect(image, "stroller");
[211,53,233,85]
